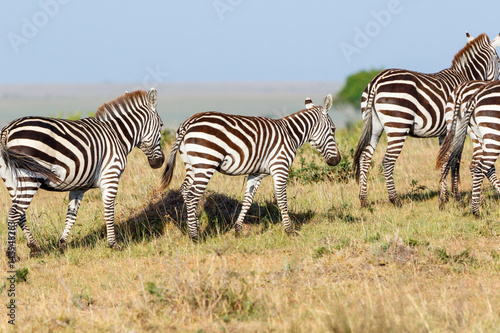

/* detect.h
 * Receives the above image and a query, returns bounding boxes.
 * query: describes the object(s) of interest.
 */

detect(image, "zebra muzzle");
[148,154,165,169]
[326,153,342,166]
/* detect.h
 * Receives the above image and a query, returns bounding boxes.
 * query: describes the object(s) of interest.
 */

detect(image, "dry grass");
[1,124,500,332]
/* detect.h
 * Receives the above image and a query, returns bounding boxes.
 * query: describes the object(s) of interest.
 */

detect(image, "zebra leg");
[471,141,499,216]
[6,177,42,259]
[358,124,384,208]
[471,165,486,217]
[234,173,267,236]
[101,185,121,250]
[184,168,216,241]
[439,162,449,210]
[438,134,450,209]
[180,164,194,201]
[486,167,500,194]
[58,190,86,253]
[382,131,409,207]
[467,133,483,203]
[271,168,294,234]
[6,204,38,259]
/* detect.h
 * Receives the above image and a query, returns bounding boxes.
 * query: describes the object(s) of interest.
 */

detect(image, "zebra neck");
[99,115,142,154]
[281,110,316,149]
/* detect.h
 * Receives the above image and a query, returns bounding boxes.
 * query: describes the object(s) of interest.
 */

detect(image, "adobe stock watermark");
[7,0,72,53]
[213,0,243,21]
[339,0,404,63]
[132,65,169,92]
[6,220,17,326]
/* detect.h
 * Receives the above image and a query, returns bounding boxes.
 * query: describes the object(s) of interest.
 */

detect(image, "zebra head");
[306,94,341,166]
[137,88,165,169]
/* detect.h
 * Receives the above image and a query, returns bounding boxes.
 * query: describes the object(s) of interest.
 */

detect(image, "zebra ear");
[491,33,500,48]
[323,94,333,114]
[147,88,158,108]
[305,98,314,109]
[466,32,474,42]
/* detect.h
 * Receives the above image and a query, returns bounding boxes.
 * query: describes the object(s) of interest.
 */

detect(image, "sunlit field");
[1,123,500,332]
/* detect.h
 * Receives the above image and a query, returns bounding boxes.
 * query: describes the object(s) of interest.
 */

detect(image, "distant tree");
[336,69,383,108]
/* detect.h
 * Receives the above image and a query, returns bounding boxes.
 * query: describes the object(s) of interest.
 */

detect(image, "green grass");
[1,124,500,332]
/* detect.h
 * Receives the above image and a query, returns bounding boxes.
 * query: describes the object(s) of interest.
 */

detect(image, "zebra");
[353,32,500,207]
[436,80,493,208]
[437,80,500,216]
[161,95,341,240]
[2,88,165,259]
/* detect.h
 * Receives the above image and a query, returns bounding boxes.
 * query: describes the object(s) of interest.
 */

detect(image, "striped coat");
[161,95,341,240]
[2,89,164,259]
[353,33,500,207]
[437,81,500,216]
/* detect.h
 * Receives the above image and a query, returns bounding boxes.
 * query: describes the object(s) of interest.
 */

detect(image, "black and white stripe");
[161,95,341,240]
[353,33,500,207]
[436,80,493,208]
[438,81,500,216]
[2,88,164,258]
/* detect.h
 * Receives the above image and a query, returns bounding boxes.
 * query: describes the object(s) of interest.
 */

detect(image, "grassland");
[1,124,500,332]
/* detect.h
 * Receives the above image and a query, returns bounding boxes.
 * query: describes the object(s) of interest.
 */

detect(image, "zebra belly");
[377,109,445,138]
[217,154,269,175]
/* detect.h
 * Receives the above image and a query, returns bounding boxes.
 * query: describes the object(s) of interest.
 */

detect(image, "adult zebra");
[353,33,500,207]
[2,89,165,259]
[437,81,500,216]
[161,95,341,240]
[436,80,492,208]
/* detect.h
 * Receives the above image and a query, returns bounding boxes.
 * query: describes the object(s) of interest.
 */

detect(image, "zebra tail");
[160,127,185,191]
[353,87,374,183]
[0,147,61,185]
[435,97,462,171]
[438,99,476,184]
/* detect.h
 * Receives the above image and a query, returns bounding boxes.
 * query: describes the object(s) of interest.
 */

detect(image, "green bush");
[336,69,383,108]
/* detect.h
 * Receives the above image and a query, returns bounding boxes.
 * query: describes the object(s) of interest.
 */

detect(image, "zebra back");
[160,95,340,189]
[1,89,163,189]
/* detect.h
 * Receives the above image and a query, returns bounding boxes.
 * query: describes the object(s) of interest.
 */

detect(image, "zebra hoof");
[58,239,67,254]
[108,242,123,251]
[439,197,448,210]
[234,224,243,238]
[360,198,370,208]
[390,197,403,207]
[27,243,41,257]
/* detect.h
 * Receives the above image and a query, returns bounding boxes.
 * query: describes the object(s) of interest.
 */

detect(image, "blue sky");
[1,0,500,84]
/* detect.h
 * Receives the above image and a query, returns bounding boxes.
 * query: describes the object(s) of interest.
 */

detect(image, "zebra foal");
[437,81,500,216]
[161,95,341,240]
[2,89,165,259]
[353,32,500,207]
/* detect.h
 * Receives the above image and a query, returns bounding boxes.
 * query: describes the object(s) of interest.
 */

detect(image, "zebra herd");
[3,32,500,259]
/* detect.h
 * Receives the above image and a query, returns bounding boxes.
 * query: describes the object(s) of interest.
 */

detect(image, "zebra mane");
[95,90,148,120]
[451,33,491,70]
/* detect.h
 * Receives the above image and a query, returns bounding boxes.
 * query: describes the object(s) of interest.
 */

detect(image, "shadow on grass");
[68,190,315,249]
[401,189,440,203]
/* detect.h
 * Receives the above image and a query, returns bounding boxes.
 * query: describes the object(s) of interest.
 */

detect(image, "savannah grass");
[1,123,500,332]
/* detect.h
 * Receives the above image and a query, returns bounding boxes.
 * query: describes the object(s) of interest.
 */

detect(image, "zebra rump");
[0,147,61,185]
[436,95,478,186]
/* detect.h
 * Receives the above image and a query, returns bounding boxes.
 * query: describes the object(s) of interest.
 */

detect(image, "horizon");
[0,81,357,129]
